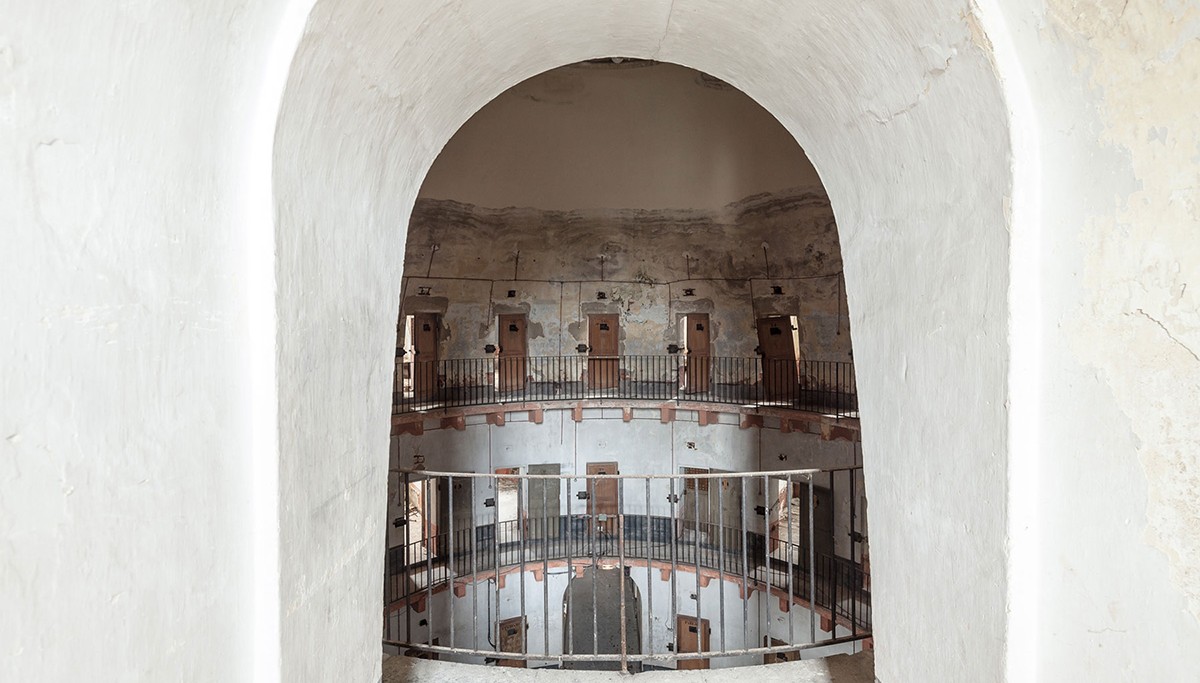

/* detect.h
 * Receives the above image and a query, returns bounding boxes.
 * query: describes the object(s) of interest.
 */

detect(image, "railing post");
[448,474,455,650]
[566,475,574,658]
[424,476,433,650]
[693,472,702,659]
[740,476,749,652]
[542,475,550,658]
[786,471,795,646]
[403,471,411,644]
[645,477,653,657]
[808,474,817,644]
[493,471,501,657]
[618,478,628,673]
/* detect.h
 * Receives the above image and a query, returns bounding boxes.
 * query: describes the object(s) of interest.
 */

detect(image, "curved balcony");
[394,356,857,419]
[384,468,870,671]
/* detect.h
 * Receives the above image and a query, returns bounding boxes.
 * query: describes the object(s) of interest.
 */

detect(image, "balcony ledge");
[383,649,875,682]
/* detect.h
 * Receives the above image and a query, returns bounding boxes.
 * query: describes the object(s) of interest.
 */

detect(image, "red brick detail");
[778,597,791,612]
[395,420,424,436]
[573,405,584,423]
[740,414,764,430]
[823,424,857,442]
[528,409,543,425]
[660,406,676,424]
[453,583,467,598]
[486,412,505,427]
[698,410,719,426]
[623,407,633,423]
[780,419,793,434]
[440,415,465,431]
[821,614,834,632]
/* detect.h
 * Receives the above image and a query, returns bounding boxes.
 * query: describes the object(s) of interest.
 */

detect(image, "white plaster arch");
[272,2,1016,682]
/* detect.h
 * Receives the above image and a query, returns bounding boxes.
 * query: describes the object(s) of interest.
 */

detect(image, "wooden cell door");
[437,475,473,560]
[528,463,561,540]
[797,484,836,559]
[587,462,619,535]
[675,615,710,669]
[681,467,710,533]
[497,314,528,393]
[756,316,797,401]
[412,313,440,400]
[684,314,711,393]
[497,616,526,668]
[587,314,619,390]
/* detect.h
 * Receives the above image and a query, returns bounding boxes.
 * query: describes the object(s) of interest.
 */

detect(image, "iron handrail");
[394,355,857,418]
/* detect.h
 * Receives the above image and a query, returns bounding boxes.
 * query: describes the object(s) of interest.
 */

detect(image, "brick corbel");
[740,414,764,430]
[396,420,424,437]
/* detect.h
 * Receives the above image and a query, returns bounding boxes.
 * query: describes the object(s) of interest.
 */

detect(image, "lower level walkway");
[382,650,875,682]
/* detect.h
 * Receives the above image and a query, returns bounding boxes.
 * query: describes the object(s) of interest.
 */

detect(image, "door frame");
[497,313,528,393]
[587,313,620,390]
[675,614,710,669]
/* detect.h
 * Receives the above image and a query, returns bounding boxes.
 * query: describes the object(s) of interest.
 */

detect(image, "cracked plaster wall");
[994,1,1200,680]
[2,1,291,681]
[399,192,851,369]
[8,1,1197,682]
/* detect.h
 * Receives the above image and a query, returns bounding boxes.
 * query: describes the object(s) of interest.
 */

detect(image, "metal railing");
[394,356,857,418]
[383,468,870,670]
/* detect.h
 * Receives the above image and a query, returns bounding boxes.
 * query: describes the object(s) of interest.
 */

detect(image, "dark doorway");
[587,462,619,535]
[562,568,642,670]
[756,315,798,401]
[527,463,561,540]
[411,312,440,400]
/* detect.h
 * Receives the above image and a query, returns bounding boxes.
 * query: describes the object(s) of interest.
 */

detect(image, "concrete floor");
[381,650,875,682]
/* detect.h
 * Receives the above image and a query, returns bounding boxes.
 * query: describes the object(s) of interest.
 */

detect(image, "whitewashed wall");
[6,1,1198,682]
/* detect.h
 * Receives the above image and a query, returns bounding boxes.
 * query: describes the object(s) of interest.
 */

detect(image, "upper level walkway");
[394,356,856,419]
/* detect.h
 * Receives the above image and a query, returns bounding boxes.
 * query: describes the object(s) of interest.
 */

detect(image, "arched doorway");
[274,3,1015,681]
[563,568,642,672]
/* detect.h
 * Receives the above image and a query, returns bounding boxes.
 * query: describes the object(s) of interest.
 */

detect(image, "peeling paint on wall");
[400,189,853,364]
[1049,0,1200,621]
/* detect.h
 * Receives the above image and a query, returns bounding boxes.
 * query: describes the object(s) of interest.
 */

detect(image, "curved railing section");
[393,355,857,418]
[383,468,870,670]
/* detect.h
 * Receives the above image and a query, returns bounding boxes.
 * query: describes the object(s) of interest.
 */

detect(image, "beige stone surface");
[382,651,875,683]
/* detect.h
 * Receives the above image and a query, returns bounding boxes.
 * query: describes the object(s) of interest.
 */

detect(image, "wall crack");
[1133,308,1199,362]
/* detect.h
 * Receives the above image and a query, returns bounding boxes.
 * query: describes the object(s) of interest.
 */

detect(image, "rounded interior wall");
[274,2,1013,682]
